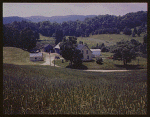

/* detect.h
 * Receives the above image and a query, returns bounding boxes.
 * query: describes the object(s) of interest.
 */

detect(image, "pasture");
[36,34,55,45]
[77,33,145,49]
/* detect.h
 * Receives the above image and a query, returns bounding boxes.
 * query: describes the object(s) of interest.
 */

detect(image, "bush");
[96,57,103,64]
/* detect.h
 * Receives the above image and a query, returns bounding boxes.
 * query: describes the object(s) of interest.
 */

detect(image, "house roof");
[54,42,60,49]
[30,53,43,57]
[77,44,92,52]
[77,44,85,50]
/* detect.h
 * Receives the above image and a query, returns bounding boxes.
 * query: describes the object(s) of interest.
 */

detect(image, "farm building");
[77,44,93,61]
[44,44,53,52]
[54,42,61,54]
[90,49,101,58]
[30,53,43,61]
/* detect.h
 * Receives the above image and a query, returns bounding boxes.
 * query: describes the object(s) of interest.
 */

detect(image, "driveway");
[41,52,60,67]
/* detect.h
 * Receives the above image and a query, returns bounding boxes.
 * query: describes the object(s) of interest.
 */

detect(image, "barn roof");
[30,53,43,57]
[90,49,101,56]
[54,42,60,49]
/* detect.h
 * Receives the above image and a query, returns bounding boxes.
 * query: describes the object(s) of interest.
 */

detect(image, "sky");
[3,3,147,17]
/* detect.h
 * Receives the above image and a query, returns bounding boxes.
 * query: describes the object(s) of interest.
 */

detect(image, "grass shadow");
[66,64,88,70]
[114,64,144,70]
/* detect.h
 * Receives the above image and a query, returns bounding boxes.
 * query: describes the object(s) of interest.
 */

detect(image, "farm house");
[77,44,93,61]
[90,49,101,58]
[30,53,43,61]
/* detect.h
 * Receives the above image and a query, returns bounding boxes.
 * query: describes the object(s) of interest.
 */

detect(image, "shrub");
[96,57,103,64]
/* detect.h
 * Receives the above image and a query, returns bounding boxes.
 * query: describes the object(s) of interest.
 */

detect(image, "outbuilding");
[30,53,43,61]
[90,49,101,58]
[54,42,61,54]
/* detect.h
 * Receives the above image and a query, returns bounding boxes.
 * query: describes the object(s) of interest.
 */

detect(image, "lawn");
[53,54,147,70]
[3,63,147,114]
[3,47,45,65]
[77,33,146,49]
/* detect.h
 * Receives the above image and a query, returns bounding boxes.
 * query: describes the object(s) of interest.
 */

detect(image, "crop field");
[3,63,147,114]
[77,33,145,49]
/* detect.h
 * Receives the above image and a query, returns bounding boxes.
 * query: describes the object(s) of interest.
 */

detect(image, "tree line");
[3,11,147,49]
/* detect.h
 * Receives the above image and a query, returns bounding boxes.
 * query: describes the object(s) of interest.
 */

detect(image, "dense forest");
[3,11,147,50]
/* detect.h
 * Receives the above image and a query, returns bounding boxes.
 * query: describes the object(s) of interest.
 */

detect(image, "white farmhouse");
[77,44,93,61]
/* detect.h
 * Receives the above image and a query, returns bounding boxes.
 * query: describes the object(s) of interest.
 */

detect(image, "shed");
[90,49,101,58]
[30,52,43,61]
[44,44,53,52]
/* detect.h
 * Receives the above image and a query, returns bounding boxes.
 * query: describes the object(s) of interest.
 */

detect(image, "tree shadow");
[114,64,144,70]
[66,64,88,70]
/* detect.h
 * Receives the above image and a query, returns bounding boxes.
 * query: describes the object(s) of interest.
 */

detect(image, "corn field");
[3,64,147,114]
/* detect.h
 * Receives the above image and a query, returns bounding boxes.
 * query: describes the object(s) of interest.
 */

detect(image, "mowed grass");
[3,63,147,114]
[77,33,146,49]
[3,47,45,65]
[53,53,147,70]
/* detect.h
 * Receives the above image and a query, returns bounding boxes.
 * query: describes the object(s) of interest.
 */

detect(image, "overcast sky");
[3,3,147,17]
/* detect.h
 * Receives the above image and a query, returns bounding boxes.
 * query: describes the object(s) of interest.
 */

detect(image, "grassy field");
[3,47,45,65]
[3,63,147,114]
[36,34,55,45]
[77,33,146,49]
[53,52,147,70]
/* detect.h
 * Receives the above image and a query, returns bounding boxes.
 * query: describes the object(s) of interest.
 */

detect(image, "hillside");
[3,47,44,65]
[3,16,30,24]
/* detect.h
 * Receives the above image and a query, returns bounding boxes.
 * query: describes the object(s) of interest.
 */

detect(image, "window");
[82,50,84,54]
[86,50,88,54]
[87,55,89,59]
[35,57,37,60]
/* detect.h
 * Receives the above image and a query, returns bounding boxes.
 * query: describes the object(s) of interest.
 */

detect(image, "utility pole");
[50,52,51,66]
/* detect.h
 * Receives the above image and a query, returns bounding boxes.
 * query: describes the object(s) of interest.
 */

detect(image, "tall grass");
[3,64,147,114]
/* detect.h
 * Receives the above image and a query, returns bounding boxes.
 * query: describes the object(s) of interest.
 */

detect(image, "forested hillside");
[3,11,147,50]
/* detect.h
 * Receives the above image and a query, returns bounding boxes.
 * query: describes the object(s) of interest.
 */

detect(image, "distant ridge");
[25,15,97,23]
[3,16,31,24]
[3,15,97,24]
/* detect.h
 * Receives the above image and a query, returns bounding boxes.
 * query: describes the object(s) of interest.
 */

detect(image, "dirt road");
[41,52,60,67]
